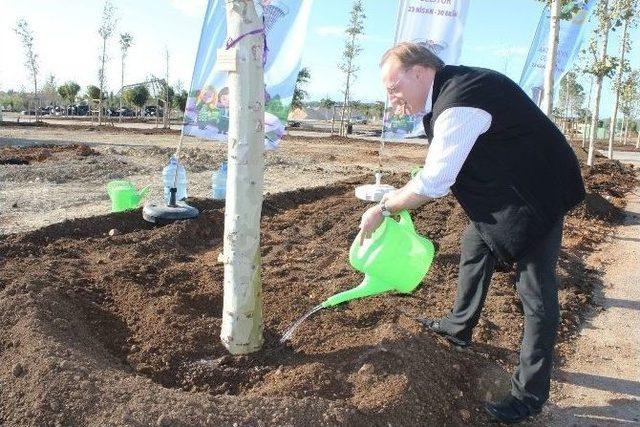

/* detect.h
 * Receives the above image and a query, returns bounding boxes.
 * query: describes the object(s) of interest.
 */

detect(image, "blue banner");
[183,0,313,149]
[519,0,596,106]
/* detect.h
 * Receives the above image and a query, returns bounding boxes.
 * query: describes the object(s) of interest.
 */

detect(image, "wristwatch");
[379,199,392,217]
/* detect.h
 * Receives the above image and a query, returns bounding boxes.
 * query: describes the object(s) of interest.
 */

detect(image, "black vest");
[423,65,585,263]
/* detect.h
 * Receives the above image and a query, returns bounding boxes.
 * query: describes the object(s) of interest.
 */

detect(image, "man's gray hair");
[380,42,445,71]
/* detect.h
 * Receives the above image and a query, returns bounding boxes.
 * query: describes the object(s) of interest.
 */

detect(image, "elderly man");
[359,42,585,424]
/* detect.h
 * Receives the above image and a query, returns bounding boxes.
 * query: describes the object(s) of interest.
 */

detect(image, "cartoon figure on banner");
[185,85,230,136]
[216,87,230,133]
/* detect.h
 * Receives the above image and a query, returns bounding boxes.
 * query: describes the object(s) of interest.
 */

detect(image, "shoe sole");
[416,318,471,348]
[484,405,538,424]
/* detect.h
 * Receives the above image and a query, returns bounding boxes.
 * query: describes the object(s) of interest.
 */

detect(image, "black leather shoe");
[484,395,540,424]
[417,318,471,348]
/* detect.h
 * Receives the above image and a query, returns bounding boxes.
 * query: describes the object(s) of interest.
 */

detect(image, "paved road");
[598,149,640,167]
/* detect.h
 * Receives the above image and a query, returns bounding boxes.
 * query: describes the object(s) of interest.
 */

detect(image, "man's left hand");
[359,204,384,246]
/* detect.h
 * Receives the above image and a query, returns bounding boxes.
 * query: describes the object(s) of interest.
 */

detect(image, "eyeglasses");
[385,73,407,95]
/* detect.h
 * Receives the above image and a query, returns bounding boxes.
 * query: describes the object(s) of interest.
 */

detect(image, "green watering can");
[321,210,435,308]
[106,180,149,212]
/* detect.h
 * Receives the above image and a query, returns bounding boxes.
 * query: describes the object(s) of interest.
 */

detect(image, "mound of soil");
[0,164,635,425]
[0,120,180,135]
[0,144,99,165]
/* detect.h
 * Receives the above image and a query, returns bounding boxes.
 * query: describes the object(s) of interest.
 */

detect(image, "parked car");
[67,104,90,116]
[351,116,368,125]
[143,105,163,117]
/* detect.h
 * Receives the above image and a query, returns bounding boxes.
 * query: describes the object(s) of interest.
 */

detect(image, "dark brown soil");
[0,155,635,426]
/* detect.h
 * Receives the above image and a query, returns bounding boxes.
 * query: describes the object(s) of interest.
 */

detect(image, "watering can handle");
[397,210,416,233]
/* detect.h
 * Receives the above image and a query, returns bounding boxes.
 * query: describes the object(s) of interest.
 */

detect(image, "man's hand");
[359,204,384,246]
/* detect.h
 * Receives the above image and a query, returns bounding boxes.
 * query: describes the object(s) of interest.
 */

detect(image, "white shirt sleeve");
[409,107,492,198]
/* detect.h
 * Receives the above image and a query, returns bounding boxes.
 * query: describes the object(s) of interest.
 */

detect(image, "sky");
[1,0,638,117]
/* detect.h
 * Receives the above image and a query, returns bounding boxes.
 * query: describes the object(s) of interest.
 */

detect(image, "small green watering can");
[321,210,435,308]
[106,180,149,212]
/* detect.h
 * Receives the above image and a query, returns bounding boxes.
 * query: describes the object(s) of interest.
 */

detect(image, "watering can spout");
[321,276,390,308]
[136,186,150,201]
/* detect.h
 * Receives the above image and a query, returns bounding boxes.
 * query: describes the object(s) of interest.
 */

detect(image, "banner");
[183,0,314,149]
[519,0,596,106]
[383,0,470,139]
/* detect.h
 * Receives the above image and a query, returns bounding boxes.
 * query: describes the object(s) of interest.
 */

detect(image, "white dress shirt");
[409,83,493,198]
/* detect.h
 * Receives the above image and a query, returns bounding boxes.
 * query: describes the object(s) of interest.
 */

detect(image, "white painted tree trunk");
[587,0,611,167]
[636,123,640,149]
[607,18,629,159]
[219,0,265,354]
[542,0,561,117]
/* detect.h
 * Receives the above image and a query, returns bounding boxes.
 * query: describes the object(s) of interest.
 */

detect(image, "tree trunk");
[331,105,336,134]
[587,0,611,167]
[340,74,350,136]
[219,0,265,355]
[622,115,629,145]
[164,50,170,129]
[607,18,629,159]
[542,0,561,117]
[99,37,107,126]
[33,77,38,124]
[636,123,640,149]
[583,78,594,148]
[120,55,124,123]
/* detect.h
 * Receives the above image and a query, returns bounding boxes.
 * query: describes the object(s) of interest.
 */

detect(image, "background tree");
[13,19,40,121]
[583,0,618,166]
[97,0,118,125]
[58,81,81,110]
[123,85,149,116]
[338,0,365,136]
[558,71,585,133]
[320,97,336,110]
[86,85,102,112]
[173,89,188,113]
[606,0,638,157]
[41,74,60,106]
[291,67,310,110]
[619,69,639,145]
[118,32,133,122]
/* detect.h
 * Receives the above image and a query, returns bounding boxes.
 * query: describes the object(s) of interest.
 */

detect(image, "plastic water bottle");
[162,155,187,203]
[211,162,227,200]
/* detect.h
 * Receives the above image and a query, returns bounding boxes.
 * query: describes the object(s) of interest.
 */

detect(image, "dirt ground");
[0,124,638,426]
[549,184,640,426]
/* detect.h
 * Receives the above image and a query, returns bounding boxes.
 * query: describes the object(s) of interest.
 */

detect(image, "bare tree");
[584,0,618,166]
[13,19,40,122]
[98,0,118,126]
[606,0,638,158]
[619,70,639,145]
[119,32,133,122]
[338,0,365,136]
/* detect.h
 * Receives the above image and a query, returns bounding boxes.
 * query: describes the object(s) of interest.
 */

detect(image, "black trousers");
[439,219,563,410]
